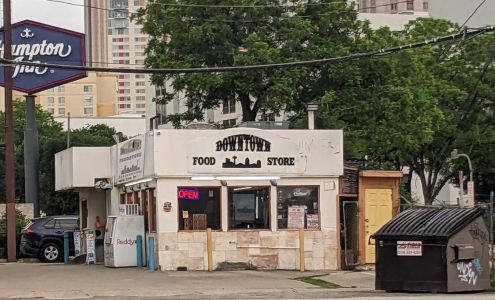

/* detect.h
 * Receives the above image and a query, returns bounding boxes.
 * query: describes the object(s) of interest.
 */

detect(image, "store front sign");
[178,188,199,200]
[187,132,306,174]
[116,135,145,184]
[0,20,86,94]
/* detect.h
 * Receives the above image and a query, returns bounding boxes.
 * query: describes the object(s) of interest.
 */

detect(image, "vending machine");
[104,215,145,267]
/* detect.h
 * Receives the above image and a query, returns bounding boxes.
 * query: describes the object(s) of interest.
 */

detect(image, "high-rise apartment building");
[358,0,429,14]
[84,0,151,115]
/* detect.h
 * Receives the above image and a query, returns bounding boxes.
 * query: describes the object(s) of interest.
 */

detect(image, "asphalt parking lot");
[0,262,493,299]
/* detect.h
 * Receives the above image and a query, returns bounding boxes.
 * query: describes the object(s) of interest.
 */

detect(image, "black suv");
[20,216,79,262]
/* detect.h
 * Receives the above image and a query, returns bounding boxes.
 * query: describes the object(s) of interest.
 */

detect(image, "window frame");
[276,185,321,231]
[227,185,271,231]
[177,186,222,231]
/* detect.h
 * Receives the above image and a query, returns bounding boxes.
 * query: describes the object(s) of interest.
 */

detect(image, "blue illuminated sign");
[0,20,86,94]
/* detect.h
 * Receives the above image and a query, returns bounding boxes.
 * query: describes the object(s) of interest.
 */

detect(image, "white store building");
[55,128,344,270]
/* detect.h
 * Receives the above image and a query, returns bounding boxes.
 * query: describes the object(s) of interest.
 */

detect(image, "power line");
[460,0,487,28]
[1,27,493,75]
[46,0,365,9]
[439,0,488,62]
[43,0,409,21]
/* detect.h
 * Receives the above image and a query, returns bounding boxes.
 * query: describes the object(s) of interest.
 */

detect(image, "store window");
[277,186,319,230]
[83,85,93,93]
[178,187,220,230]
[228,187,270,230]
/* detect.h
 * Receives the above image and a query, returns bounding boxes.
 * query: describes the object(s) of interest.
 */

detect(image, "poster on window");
[116,135,146,184]
[306,214,319,229]
[288,206,305,229]
[234,194,256,221]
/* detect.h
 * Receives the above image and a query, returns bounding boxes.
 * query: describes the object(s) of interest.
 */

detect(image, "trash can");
[372,207,490,293]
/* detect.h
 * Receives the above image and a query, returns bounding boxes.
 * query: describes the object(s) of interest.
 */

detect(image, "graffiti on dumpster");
[457,259,482,286]
[468,222,488,244]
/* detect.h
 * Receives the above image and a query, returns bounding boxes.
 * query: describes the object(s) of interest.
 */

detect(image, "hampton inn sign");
[0,20,86,93]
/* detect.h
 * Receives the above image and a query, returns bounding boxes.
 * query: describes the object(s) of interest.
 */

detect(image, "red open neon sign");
[178,188,199,200]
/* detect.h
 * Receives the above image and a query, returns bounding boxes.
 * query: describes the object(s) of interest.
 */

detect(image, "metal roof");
[372,207,483,239]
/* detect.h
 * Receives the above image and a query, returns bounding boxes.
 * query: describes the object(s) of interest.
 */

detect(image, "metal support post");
[64,231,69,264]
[136,235,143,268]
[3,0,17,263]
[299,229,305,272]
[24,95,40,218]
[148,236,155,272]
[207,228,213,272]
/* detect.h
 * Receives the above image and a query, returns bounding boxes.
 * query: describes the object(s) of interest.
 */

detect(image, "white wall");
[55,147,112,191]
[409,171,461,205]
[358,12,428,31]
[152,128,344,178]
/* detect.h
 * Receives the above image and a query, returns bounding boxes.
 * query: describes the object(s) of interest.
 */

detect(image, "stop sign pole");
[3,0,17,263]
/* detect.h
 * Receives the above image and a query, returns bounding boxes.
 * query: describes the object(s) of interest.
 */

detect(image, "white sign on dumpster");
[397,241,422,256]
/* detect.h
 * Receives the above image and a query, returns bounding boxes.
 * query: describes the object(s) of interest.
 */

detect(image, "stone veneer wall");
[0,203,34,219]
[158,230,337,271]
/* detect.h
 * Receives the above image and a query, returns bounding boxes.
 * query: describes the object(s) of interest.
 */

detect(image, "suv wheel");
[40,243,61,262]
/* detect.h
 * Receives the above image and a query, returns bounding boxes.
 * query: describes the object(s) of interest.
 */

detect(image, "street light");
[451,149,475,206]
[451,149,473,182]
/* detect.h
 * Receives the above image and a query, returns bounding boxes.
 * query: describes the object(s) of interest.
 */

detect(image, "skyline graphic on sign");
[0,19,86,94]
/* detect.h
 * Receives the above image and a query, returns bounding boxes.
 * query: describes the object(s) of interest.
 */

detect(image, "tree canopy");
[0,101,119,215]
[134,0,370,124]
[295,18,495,205]
[134,1,494,205]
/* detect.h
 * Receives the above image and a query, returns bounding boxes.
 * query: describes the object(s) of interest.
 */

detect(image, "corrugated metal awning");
[372,207,483,240]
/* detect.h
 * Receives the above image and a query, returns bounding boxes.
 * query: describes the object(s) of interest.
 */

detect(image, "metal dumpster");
[372,207,490,293]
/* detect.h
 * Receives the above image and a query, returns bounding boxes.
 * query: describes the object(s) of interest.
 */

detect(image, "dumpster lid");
[371,207,483,240]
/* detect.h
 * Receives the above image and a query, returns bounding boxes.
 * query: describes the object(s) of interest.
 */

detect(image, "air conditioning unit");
[119,204,139,216]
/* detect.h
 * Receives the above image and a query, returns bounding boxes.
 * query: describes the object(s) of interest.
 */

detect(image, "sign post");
[0,19,86,260]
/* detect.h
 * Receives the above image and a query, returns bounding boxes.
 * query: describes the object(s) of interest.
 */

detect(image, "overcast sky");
[7,0,84,32]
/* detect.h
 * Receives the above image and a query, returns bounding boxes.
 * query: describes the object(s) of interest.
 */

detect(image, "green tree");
[0,101,120,215]
[134,0,369,124]
[0,209,30,258]
[297,18,495,205]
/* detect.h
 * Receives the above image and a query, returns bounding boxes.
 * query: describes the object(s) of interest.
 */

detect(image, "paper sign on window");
[306,214,319,229]
[288,206,305,229]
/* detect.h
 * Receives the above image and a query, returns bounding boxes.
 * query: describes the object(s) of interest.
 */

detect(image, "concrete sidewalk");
[318,270,375,290]
[0,263,492,299]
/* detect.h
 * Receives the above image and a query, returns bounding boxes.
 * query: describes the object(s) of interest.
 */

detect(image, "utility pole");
[3,0,16,262]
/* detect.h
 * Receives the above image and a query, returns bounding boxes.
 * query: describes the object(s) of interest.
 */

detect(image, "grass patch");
[295,274,341,289]
[489,280,495,292]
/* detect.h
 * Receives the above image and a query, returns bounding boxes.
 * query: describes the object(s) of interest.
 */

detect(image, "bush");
[0,209,30,259]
